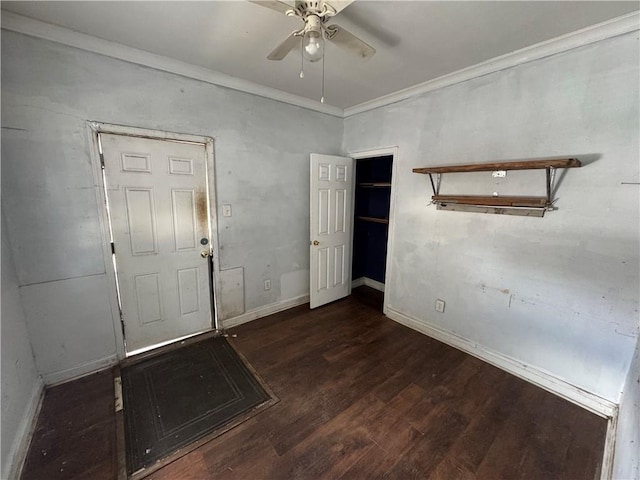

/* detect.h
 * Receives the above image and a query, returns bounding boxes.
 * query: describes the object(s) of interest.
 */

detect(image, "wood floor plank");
[369,339,447,403]
[21,287,608,480]
[272,393,383,479]
[339,428,424,480]
[428,457,477,480]
[21,370,117,480]
[366,383,429,443]
[475,385,552,479]
[426,369,523,478]
[213,443,281,480]
[147,450,209,480]
[340,386,432,478]
[259,350,393,456]
[385,407,470,478]
[559,397,607,479]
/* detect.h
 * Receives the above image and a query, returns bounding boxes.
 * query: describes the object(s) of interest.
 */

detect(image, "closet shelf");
[359,182,392,188]
[412,157,581,174]
[357,216,389,224]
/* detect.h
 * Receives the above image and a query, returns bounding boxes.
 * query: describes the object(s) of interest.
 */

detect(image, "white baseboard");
[352,277,385,292]
[3,377,45,480]
[222,294,310,329]
[385,307,617,418]
[43,354,118,386]
[364,277,385,292]
[601,410,619,480]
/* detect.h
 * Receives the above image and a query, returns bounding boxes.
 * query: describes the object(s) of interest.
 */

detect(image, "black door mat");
[121,336,277,477]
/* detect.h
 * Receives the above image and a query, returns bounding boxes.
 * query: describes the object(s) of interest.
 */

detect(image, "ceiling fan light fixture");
[255,0,375,104]
[302,28,324,62]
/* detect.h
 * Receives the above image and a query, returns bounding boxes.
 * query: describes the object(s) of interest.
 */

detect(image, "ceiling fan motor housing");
[304,14,322,34]
[297,1,322,14]
[295,0,337,19]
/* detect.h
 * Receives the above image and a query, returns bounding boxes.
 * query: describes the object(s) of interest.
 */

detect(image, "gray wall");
[1,31,343,382]
[1,209,41,478]
[614,337,640,478]
[344,32,639,403]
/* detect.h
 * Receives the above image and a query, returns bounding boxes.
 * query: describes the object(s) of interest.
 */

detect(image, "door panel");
[125,187,158,255]
[172,189,197,250]
[177,267,200,315]
[335,188,347,233]
[334,245,345,286]
[135,273,163,324]
[318,188,330,235]
[310,154,354,308]
[101,134,212,353]
[318,247,329,291]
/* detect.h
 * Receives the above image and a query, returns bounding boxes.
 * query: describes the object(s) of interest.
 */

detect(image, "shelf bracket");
[427,173,441,198]
[428,173,436,197]
[546,167,556,208]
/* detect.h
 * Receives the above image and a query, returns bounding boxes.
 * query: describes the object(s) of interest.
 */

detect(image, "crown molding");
[2,10,638,119]
[344,10,640,117]
[0,11,344,117]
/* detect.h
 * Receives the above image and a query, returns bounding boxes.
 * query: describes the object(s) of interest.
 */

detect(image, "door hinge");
[111,242,116,254]
[99,152,105,169]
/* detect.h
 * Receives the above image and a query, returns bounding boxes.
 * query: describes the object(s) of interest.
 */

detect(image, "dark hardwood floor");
[21,287,607,479]
[21,368,117,479]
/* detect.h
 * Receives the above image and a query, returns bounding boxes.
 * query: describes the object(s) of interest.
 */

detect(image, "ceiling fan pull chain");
[320,53,325,103]
[299,38,305,78]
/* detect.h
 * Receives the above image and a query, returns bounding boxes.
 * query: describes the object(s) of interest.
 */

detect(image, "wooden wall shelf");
[413,157,582,216]
[433,195,548,208]
[412,158,581,175]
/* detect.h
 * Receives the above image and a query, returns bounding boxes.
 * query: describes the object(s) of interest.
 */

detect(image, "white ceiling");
[2,1,638,109]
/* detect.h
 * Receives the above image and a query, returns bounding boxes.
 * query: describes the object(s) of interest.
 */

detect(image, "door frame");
[349,146,399,316]
[87,122,221,359]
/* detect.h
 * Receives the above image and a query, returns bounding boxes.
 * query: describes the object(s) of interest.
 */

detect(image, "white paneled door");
[310,154,354,309]
[101,134,212,353]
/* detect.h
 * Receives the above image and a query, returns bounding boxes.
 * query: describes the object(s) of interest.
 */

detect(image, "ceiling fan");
[250,0,375,63]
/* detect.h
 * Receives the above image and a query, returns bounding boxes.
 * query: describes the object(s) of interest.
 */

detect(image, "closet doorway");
[351,148,397,313]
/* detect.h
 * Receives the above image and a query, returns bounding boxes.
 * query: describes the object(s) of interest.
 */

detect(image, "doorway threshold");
[125,328,216,361]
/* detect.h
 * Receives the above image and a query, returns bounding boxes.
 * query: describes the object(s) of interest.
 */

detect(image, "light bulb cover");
[302,29,324,63]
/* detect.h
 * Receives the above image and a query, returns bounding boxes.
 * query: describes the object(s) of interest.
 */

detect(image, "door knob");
[201,250,211,258]
[312,240,320,246]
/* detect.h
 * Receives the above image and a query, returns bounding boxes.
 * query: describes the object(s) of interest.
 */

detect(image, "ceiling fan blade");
[325,25,375,59]
[267,30,302,60]
[249,0,295,15]
[323,0,354,14]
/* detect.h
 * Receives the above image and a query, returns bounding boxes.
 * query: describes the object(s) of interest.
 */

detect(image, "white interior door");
[310,154,354,309]
[101,133,213,353]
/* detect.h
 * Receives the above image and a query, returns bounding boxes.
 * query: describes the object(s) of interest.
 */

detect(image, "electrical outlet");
[435,299,445,313]
[264,279,271,291]
[222,204,232,217]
